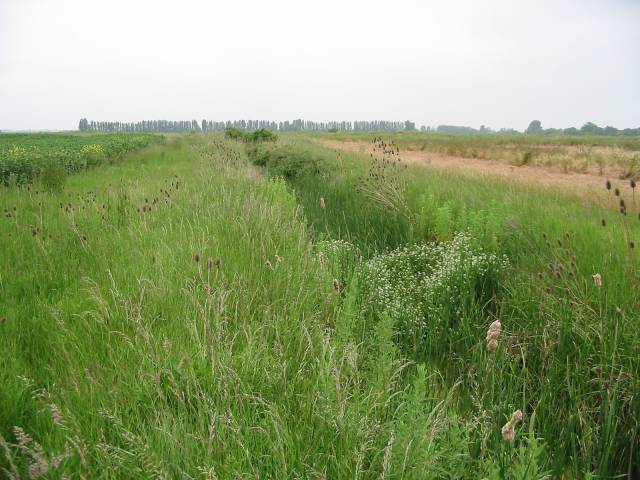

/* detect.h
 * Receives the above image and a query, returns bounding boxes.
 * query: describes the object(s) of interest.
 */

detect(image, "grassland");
[1,132,639,478]
[311,131,640,177]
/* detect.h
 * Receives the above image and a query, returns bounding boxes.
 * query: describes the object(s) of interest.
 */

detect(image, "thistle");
[501,409,523,443]
[486,319,501,353]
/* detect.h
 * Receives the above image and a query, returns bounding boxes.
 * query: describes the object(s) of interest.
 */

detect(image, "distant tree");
[580,122,601,135]
[404,120,416,131]
[78,118,89,131]
[525,120,543,134]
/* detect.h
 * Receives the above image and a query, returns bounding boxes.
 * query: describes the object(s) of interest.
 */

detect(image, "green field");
[0,133,162,186]
[1,132,639,478]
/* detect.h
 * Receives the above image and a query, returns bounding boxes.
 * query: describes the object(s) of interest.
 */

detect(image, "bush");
[249,146,322,181]
[225,128,277,143]
[224,127,247,141]
[248,128,277,143]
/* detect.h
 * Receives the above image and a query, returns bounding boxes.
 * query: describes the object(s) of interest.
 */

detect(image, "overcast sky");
[1,0,638,131]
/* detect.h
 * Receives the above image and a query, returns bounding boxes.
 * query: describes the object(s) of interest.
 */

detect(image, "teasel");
[615,188,620,197]
[501,409,523,443]
[606,180,612,190]
[333,278,341,293]
[194,254,200,263]
[206,257,213,270]
[486,319,501,353]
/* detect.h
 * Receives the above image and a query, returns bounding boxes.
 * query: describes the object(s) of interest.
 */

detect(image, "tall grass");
[251,136,640,477]
[1,133,638,478]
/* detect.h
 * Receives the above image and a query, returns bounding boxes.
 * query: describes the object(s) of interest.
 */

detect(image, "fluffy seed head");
[501,409,523,443]
[486,319,501,353]
[592,273,602,287]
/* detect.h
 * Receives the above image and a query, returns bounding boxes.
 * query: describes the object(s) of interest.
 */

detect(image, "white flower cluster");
[361,232,508,340]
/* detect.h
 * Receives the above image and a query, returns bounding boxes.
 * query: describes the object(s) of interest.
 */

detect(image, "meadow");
[314,131,640,177]
[1,131,639,478]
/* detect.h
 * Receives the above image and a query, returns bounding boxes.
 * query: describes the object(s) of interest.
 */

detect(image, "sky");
[0,0,638,131]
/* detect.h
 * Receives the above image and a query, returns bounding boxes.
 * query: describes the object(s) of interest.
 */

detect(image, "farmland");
[1,131,639,478]
[0,133,162,186]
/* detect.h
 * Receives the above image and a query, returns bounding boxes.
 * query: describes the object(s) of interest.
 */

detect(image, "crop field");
[0,133,162,186]
[1,131,640,478]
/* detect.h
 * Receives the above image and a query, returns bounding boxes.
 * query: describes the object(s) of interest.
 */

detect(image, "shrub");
[224,127,247,141]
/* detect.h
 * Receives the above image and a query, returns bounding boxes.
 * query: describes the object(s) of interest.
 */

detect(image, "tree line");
[525,120,640,136]
[78,118,640,136]
[78,118,417,133]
